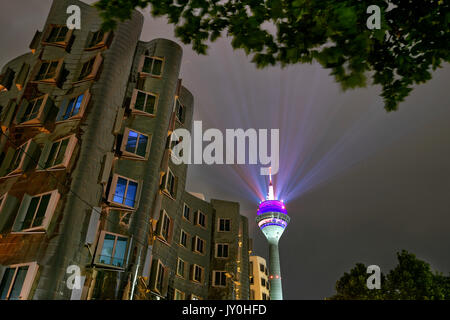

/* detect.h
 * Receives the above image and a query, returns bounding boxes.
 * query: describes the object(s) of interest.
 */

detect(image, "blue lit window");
[63,94,84,120]
[98,232,128,268]
[112,176,139,208]
[124,129,149,158]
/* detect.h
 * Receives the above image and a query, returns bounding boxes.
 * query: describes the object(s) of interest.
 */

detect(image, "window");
[175,98,185,123]
[38,135,77,170]
[19,96,44,124]
[121,128,150,159]
[155,260,165,293]
[216,244,229,258]
[5,140,29,175]
[0,68,15,92]
[191,264,204,283]
[250,277,254,285]
[87,30,105,48]
[261,278,266,286]
[161,168,177,199]
[96,231,128,268]
[194,210,206,228]
[57,91,90,121]
[13,190,60,232]
[76,54,103,82]
[262,293,268,300]
[157,210,171,242]
[179,229,188,248]
[218,218,231,232]
[140,56,164,77]
[0,262,39,300]
[213,271,227,287]
[193,236,205,254]
[190,294,201,300]
[176,258,185,278]
[183,203,190,221]
[250,290,255,300]
[109,175,140,209]
[174,289,185,300]
[249,262,253,276]
[34,60,62,82]
[260,263,265,273]
[43,25,71,46]
[130,89,158,116]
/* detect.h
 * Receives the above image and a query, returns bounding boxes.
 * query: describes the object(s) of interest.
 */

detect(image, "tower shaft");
[268,239,283,300]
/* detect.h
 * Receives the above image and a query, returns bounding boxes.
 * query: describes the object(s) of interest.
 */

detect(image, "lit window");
[96,231,128,268]
[122,128,150,159]
[213,271,227,287]
[131,89,158,115]
[0,262,38,300]
[13,190,60,232]
[218,218,231,232]
[183,203,190,221]
[141,56,164,77]
[176,258,185,278]
[216,244,229,258]
[109,175,140,209]
[62,93,85,120]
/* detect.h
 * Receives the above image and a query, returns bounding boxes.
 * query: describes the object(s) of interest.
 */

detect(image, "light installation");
[256,168,290,300]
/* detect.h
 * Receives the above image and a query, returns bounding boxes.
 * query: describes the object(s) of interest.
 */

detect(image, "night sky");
[2,0,450,299]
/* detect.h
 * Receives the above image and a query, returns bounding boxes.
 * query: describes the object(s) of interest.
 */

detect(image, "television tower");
[256,168,290,300]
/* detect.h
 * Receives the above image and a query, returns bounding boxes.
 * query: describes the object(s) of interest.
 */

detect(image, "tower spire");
[267,167,275,200]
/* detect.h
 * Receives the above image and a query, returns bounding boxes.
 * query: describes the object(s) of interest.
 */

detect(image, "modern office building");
[255,172,290,300]
[0,0,250,300]
[249,255,270,300]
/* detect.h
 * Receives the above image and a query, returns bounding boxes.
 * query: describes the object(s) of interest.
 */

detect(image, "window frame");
[32,59,64,84]
[0,262,39,300]
[194,210,207,229]
[174,289,185,300]
[42,24,73,48]
[176,258,186,279]
[5,140,31,176]
[37,135,77,171]
[74,53,103,83]
[108,174,140,210]
[191,264,204,284]
[212,270,227,287]
[193,236,205,255]
[94,230,129,269]
[215,243,229,259]
[182,203,190,222]
[175,98,185,124]
[12,190,60,233]
[157,210,172,243]
[120,127,151,160]
[85,30,112,51]
[17,94,51,126]
[56,90,91,123]
[218,218,231,232]
[139,55,165,78]
[154,260,166,294]
[130,89,159,117]
[161,168,177,200]
[179,229,188,248]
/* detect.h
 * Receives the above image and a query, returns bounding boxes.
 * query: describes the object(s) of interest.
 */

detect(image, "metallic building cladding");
[0,0,251,300]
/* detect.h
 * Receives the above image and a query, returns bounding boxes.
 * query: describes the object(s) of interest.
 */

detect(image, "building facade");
[0,0,250,300]
[249,256,270,300]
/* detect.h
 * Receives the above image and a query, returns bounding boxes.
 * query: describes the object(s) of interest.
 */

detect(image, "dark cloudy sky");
[2,0,449,299]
